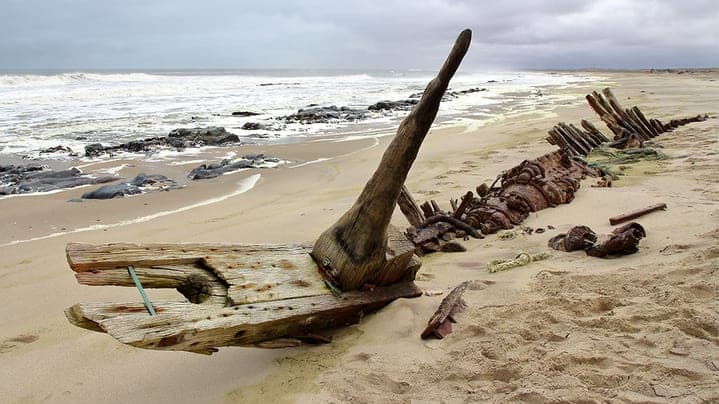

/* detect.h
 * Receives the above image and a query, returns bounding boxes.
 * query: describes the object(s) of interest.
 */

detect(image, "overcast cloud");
[1,0,717,70]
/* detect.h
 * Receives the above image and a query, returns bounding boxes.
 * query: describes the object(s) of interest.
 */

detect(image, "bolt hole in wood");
[176,274,213,304]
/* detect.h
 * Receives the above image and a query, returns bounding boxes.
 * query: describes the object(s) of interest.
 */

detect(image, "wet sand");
[0,71,717,403]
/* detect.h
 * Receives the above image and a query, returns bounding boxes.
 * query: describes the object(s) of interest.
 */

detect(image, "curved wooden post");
[311,29,472,291]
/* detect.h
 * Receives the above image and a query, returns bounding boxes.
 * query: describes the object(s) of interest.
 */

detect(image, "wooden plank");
[397,185,426,227]
[421,281,469,339]
[66,242,312,272]
[592,91,635,135]
[371,225,417,286]
[581,119,609,143]
[75,264,229,305]
[204,253,330,305]
[632,106,659,137]
[602,88,652,140]
[65,281,423,354]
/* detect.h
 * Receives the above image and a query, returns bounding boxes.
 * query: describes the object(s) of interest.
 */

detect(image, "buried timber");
[64,29,473,354]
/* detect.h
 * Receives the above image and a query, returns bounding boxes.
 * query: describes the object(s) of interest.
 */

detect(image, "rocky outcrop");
[283,105,367,124]
[187,154,281,180]
[367,99,418,111]
[84,127,241,157]
[0,165,117,195]
[81,173,178,199]
[231,111,261,117]
[39,145,77,156]
[410,87,487,100]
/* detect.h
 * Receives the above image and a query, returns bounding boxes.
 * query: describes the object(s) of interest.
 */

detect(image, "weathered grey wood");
[587,92,634,137]
[204,253,330,305]
[68,243,331,305]
[75,264,228,305]
[421,281,469,339]
[311,29,472,291]
[67,242,312,271]
[602,88,652,140]
[397,185,426,227]
[555,123,588,155]
[66,281,422,354]
[632,106,659,137]
[580,119,609,142]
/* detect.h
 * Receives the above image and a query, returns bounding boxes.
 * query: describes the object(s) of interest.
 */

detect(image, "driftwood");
[65,30,473,353]
[399,88,707,255]
[609,203,667,225]
[421,281,469,339]
[585,88,707,148]
[311,29,472,291]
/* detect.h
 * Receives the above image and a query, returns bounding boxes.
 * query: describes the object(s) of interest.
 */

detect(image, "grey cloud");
[0,0,717,70]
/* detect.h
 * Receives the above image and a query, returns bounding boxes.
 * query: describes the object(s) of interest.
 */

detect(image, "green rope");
[585,144,666,179]
[487,251,551,273]
[127,265,157,316]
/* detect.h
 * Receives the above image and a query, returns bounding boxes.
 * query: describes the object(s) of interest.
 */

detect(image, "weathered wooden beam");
[311,29,472,291]
[68,243,331,306]
[631,106,659,137]
[397,185,426,228]
[421,281,468,339]
[67,281,422,354]
[580,119,609,142]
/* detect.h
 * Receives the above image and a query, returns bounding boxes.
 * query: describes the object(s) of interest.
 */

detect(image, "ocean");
[0,69,594,160]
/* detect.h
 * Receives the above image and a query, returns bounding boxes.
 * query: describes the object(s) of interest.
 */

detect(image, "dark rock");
[0,164,118,195]
[82,183,141,199]
[82,173,177,199]
[409,87,485,101]
[450,87,487,96]
[232,111,261,117]
[84,127,242,157]
[367,99,418,111]
[85,143,105,157]
[259,82,300,87]
[188,159,252,180]
[187,154,282,180]
[130,173,170,187]
[284,105,367,124]
[241,122,267,130]
[39,145,74,154]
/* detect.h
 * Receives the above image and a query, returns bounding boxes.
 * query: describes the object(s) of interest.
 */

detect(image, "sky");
[1,0,717,71]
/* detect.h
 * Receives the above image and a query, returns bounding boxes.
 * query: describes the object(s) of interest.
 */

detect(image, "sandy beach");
[1,70,717,403]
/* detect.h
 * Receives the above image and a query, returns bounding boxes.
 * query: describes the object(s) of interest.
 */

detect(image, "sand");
[0,71,717,403]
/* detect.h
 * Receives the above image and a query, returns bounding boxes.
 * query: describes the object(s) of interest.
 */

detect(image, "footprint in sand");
[0,334,39,353]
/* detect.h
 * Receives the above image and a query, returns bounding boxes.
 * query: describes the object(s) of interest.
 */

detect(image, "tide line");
[0,174,261,248]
